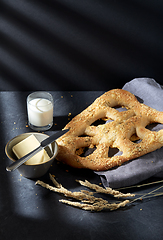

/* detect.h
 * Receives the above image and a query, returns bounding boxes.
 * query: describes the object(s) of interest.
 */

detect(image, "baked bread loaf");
[56,89,163,171]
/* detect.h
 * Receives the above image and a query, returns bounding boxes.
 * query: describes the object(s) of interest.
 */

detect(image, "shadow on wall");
[0,0,163,90]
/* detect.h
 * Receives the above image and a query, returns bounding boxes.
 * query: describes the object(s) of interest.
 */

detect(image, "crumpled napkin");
[95,78,163,188]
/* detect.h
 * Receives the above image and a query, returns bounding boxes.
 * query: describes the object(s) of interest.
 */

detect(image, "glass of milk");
[27,92,53,131]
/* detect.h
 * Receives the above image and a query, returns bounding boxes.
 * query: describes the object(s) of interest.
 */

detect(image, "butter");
[12,134,50,165]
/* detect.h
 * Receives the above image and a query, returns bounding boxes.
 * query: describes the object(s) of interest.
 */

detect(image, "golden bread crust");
[56,89,163,171]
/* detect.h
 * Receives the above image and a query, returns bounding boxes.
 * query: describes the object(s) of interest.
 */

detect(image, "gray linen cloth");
[95,78,163,188]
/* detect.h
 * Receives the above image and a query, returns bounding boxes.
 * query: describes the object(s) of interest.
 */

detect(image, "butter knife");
[6,129,69,172]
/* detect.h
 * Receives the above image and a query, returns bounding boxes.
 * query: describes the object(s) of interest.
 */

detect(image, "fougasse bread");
[56,89,163,171]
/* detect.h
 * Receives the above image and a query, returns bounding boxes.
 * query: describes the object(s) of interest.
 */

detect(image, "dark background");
[1,2,163,239]
[0,0,163,91]
[1,91,163,240]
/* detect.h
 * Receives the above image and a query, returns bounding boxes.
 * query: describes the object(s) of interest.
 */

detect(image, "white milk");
[27,98,53,127]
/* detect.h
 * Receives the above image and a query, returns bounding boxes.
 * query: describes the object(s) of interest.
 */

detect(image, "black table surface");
[1,91,163,240]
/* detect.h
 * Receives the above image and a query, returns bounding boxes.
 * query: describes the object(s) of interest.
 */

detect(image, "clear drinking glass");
[27,92,53,131]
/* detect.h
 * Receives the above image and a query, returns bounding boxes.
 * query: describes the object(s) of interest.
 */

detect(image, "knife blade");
[6,129,69,172]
